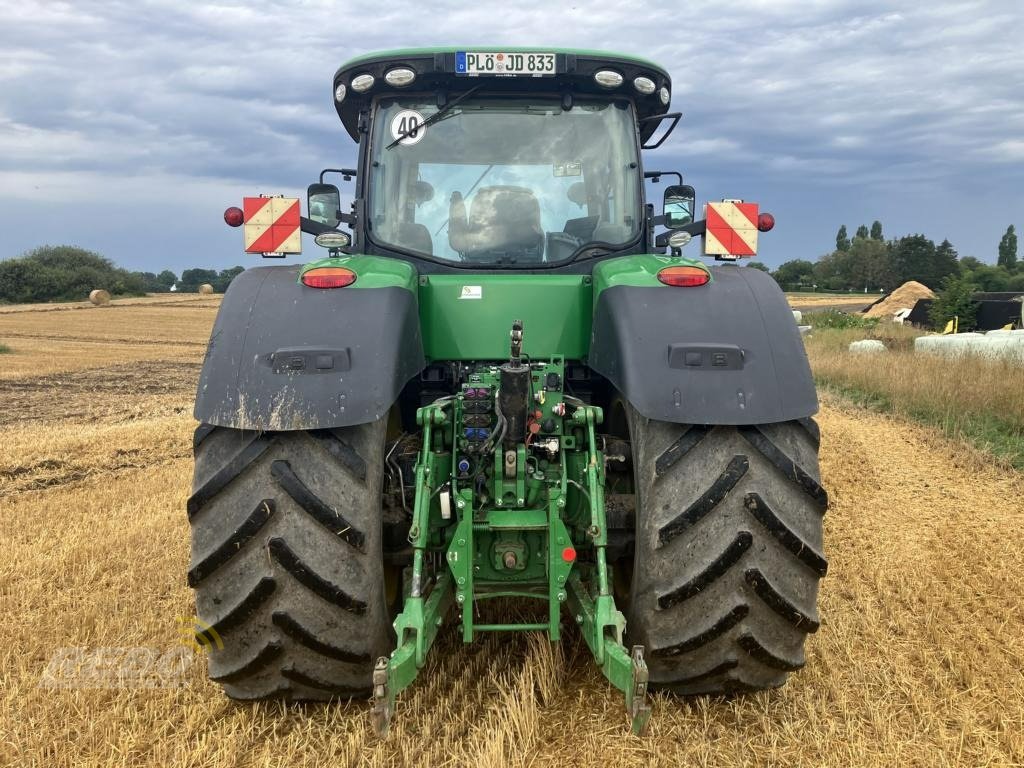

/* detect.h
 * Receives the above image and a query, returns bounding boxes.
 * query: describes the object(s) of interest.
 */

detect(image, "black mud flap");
[194,265,425,430]
[589,266,817,424]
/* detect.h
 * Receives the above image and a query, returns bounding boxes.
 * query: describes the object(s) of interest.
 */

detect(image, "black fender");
[589,266,817,424]
[194,265,425,430]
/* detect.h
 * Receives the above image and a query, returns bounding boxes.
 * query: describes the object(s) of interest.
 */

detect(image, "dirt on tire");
[625,413,826,694]
[189,423,394,699]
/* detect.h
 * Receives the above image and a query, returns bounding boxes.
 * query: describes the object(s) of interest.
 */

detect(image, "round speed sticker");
[390,110,426,146]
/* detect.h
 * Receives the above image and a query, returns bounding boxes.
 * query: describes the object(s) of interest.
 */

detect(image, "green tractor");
[191,48,827,735]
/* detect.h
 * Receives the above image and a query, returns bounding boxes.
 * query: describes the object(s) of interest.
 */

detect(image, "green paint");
[592,253,711,304]
[418,274,592,361]
[337,47,668,79]
[298,254,417,291]
[298,253,710,309]
[565,567,652,734]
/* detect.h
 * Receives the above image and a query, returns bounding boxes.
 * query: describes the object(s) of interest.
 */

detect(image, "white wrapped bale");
[914,335,944,356]
[974,334,1024,364]
[1004,335,1024,364]
[915,334,980,358]
[849,339,886,354]
[943,333,984,358]
[915,332,1024,364]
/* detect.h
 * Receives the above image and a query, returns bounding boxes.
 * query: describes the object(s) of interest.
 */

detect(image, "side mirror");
[663,184,695,229]
[307,183,341,228]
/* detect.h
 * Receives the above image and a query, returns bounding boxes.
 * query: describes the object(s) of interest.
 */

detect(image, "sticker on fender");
[459,286,482,300]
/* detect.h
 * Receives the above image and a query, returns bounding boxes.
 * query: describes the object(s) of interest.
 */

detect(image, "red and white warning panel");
[704,201,758,257]
[243,196,301,254]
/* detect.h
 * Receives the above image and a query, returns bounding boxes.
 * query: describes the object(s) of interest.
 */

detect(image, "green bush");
[802,309,879,329]
[0,245,147,303]
[929,273,979,331]
[178,266,245,293]
[0,245,244,303]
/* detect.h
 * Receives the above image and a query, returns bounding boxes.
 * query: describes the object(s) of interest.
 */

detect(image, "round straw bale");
[89,289,111,305]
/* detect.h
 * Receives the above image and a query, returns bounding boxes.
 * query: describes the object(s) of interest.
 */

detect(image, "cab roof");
[331,47,673,143]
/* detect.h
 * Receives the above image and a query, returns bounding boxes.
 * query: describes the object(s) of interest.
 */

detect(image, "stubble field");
[1,296,1022,767]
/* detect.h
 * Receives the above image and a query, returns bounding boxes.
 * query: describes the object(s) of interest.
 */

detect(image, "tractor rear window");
[367,97,642,266]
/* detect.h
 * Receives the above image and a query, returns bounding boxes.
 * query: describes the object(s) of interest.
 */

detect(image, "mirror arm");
[678,218,707,237]
[320,168,358,183]
[300,216,336,236]
[654,218,707,249]
[301,215,356,237]
[643,171,683,186]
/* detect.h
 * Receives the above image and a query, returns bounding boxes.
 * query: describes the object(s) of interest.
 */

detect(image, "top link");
[510,320,523,362]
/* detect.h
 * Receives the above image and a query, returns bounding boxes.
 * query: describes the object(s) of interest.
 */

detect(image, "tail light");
[757,213,775,232]
[657,265,710,287]
[223,207,244,227]
[301,266,356,289]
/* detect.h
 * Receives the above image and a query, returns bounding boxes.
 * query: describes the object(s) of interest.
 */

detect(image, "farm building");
[905,291,1023,331]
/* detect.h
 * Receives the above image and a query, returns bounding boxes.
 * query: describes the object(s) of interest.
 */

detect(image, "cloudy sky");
[1,0,1021,272]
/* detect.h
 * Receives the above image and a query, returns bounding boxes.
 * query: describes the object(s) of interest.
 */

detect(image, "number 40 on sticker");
[390,109,426,146]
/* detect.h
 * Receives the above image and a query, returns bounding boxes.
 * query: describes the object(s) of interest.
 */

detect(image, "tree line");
[762,222,1021,295]
[0,246,245,303]
[753,223,1020,331]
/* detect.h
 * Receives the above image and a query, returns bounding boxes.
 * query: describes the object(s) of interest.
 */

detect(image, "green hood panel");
[592,254,711,299]
[418,274,592,361]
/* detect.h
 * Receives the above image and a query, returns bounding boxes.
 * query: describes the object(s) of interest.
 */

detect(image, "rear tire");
[625,405,827,693]
[188,422,392,700]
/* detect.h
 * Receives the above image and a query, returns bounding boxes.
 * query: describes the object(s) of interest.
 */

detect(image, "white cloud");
[0,0,1021,268]
[831,135,865,148]
[979,140,1024,162]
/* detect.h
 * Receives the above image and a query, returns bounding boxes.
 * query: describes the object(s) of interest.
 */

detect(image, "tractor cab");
[309,48,693,269]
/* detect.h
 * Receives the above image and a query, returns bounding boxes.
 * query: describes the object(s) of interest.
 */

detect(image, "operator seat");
[592,223,632,244]
[398,180,435,255]
[397,222,433,255]
[448,185,544,259]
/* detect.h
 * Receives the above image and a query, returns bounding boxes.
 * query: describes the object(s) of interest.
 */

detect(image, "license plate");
[455,51,555,76]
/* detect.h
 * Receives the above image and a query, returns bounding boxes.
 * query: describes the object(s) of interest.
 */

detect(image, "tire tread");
[627,410,825,694]
[189,423,390,701]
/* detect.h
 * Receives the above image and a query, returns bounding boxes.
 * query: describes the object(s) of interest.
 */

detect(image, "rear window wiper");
[387,85,484,150]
